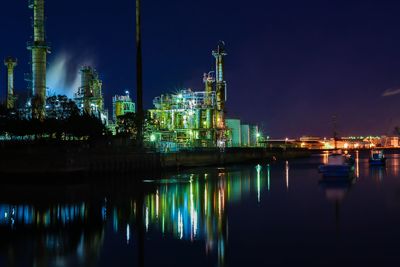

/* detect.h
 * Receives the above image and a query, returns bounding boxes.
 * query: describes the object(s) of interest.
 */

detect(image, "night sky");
[1,0,400,137]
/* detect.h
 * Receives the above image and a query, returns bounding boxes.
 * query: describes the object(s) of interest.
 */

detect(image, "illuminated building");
[112,91,136,122]
[74,66,108,123]
[149,88,217,148]
[296,135,400,149]
[148,43,228,149]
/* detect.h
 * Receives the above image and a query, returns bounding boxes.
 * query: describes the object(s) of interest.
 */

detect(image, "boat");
[369,150,386,166]
[319,151,354,177]
[318,116,354,177]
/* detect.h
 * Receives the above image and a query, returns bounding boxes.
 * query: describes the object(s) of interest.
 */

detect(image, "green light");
[150,134,156,142]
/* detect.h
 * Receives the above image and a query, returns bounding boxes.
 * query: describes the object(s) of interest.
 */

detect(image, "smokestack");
[28,0,49,120]
[212,41,227,129]
[4,57,17,109]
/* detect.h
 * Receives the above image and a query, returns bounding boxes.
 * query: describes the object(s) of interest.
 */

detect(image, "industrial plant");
[1,0,261,151]
[73,66,108,124]
[2,0,109,123]
[147,42,260,150]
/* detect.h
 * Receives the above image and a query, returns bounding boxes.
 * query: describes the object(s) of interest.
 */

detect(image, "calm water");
[1,151,400,267]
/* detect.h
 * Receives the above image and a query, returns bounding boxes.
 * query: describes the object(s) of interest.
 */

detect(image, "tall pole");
[136,0,144,147]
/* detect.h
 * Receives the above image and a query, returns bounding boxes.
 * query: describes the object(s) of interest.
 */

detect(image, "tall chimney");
[4,57,17,109]
[212,41,227,129]
[28,0,49,120]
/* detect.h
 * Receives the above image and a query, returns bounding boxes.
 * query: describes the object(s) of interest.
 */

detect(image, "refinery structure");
[74,66,108,123]
[1,0,261,151]
[4,0,109,122]
[149,42,229,149]
[148,42,260,150]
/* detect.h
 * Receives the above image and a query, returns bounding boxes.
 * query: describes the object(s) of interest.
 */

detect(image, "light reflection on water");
[1,151,400,266]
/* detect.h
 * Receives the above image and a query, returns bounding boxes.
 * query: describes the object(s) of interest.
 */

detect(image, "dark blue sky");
[1,0,400,137]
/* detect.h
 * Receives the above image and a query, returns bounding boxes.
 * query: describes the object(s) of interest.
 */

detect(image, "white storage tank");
[241,124,250,147]
[226,119,241,147]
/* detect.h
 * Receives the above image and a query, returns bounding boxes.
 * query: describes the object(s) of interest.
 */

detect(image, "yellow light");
[344,143,349,149]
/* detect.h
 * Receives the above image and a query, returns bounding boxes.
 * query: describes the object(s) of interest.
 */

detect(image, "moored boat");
[319,152,354,177]
[369,150,386,166]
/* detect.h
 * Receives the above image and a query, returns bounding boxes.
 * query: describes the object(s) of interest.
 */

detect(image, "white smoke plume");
[382,88,400,97]
[47,52,94,98]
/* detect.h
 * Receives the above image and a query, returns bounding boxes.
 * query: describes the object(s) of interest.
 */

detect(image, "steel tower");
[4,57,17,109]
[28,0,50,120]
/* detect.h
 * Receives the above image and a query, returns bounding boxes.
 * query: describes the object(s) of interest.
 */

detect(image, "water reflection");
[285,161,289,190]
[355,150,360,178]
[2,152,400,266]
[390,153,400,177]
[370,166,385,184]
[142,170,249,265]
[319,174,356,235]
[0,166,273,267]
[0,201,105,267]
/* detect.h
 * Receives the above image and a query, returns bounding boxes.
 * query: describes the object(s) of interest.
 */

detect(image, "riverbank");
[0,142,311,176]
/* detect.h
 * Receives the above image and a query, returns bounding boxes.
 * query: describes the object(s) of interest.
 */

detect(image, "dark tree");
[116,112,138,138]
[46,95,80,120]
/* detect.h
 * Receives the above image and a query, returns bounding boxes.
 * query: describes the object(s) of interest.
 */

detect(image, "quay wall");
[161,148,310,168]
[0,143,310,175]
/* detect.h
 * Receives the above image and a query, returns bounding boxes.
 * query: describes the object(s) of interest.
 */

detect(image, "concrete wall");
[0,142,311,175]
[161,148,311,168]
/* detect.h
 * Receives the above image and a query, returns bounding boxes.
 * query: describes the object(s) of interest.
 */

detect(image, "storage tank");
[249,125,259,147]
[206,109,213,129]
[241,124,250,147]
[226,119,241,147]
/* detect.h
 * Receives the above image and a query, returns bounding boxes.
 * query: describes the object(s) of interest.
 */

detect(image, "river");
[1,151,400,266]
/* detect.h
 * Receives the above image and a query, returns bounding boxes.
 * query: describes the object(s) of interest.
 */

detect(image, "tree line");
[0,95,109,140]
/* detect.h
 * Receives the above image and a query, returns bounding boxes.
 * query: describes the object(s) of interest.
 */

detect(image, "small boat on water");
[319,151,354,177]
[369,150,386,166]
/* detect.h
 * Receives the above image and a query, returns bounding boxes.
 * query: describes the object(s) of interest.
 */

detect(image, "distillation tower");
[212,41,227,131]
[4,57,17,109]
[74,66,104,116]
[28,0,50,119]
